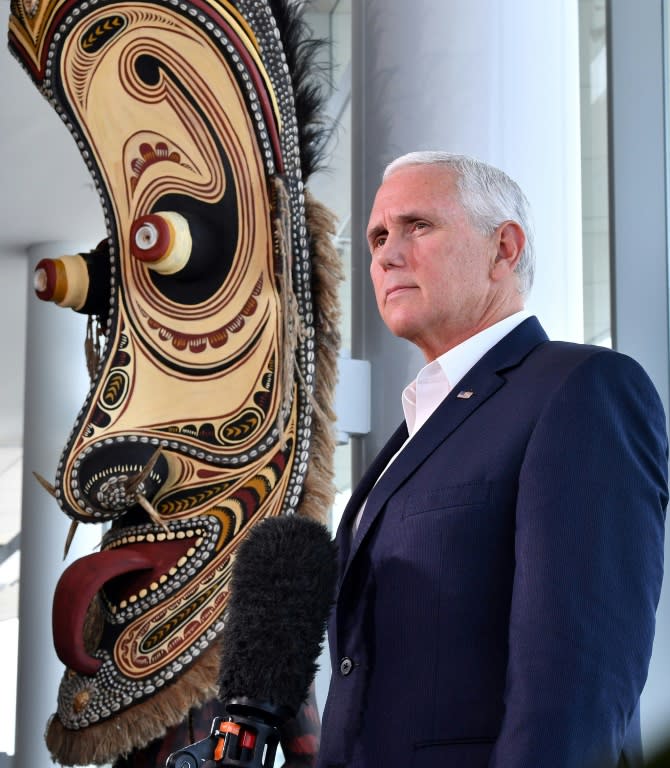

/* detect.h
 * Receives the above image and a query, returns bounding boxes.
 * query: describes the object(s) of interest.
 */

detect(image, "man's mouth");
[385,285,415,300]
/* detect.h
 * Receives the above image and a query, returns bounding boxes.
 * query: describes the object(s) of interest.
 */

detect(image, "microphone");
[166,514,337,768]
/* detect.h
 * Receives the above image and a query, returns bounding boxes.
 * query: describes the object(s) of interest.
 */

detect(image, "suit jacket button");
[339,657,353,676]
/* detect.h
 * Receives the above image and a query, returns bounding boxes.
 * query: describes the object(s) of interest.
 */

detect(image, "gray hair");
[384,151,535,296]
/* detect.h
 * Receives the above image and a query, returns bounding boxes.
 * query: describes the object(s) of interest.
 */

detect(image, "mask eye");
[129,180,239,307]
[130,211,191,275]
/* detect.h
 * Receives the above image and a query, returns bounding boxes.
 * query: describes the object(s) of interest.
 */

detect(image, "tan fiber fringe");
[45,642,221,766]
[296,190,343,523]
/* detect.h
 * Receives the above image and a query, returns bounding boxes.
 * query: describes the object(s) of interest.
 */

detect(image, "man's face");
[368,164,507,361]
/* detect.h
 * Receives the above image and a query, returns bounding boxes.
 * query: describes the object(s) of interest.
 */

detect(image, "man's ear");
[492,220,525,279]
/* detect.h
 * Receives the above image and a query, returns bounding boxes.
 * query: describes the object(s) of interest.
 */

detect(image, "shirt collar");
[436,309,532,391]
[402,310,532,437]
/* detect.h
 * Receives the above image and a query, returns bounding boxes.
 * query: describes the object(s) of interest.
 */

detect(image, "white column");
[351,0,583,475]
[15,241,102,768]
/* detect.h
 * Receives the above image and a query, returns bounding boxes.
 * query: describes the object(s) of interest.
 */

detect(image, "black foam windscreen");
[218,514,337,715]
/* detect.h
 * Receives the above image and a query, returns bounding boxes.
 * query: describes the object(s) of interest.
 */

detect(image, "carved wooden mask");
[8,0,340,763]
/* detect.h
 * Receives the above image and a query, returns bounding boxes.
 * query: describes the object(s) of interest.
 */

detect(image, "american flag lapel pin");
[456,390,474,399]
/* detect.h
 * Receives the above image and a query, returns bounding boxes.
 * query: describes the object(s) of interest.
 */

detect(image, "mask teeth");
[107,535,204,615]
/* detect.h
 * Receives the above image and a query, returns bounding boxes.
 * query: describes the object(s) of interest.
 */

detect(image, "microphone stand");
[165,698,292,768]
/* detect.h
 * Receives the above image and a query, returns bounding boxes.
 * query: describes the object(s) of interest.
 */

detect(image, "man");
[317,152,668,768]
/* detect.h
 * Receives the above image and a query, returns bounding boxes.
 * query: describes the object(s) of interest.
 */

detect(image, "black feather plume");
[269,0,333,179]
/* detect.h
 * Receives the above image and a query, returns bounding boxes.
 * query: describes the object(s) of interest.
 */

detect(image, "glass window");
[579,0,612,347]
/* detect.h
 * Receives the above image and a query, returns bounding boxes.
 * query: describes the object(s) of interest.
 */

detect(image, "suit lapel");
[338,317,549,583]
[336,422,408,569]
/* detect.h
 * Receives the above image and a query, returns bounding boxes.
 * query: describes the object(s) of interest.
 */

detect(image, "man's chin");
[385,317,422,346]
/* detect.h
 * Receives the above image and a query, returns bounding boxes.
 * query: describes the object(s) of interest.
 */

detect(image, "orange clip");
[213,721,241,761]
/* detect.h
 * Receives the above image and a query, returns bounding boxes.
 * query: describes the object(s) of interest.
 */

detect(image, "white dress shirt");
[403,310,532,439]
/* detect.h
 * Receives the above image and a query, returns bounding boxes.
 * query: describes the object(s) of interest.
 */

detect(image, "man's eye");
[413,221,429,231]
[374,235,387,249]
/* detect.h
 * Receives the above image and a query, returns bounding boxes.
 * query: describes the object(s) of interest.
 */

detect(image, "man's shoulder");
[528,339,660,401]
[536,339,645,372]
[504,317,640,370]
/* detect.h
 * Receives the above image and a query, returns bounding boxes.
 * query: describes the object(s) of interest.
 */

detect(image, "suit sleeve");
[490,350,668,768]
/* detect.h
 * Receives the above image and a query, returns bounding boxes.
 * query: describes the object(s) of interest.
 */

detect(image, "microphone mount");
[165,698,293,768]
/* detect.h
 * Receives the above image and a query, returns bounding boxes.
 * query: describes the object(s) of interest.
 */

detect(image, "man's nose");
[373,232,406,269]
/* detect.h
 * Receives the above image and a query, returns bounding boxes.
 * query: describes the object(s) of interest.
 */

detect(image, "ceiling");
[0,0,105,254]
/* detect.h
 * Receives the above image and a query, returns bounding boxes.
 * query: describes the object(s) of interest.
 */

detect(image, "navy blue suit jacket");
[318,317,668,768]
